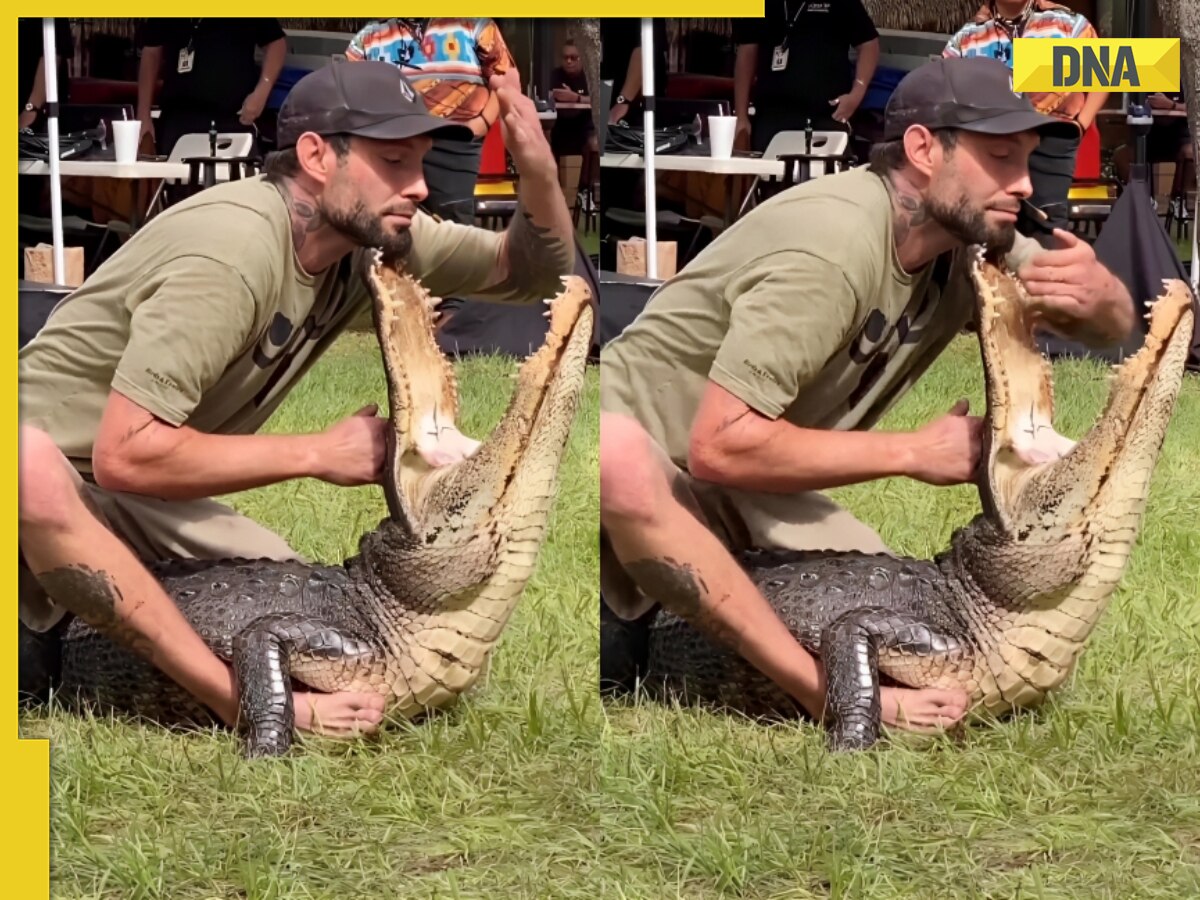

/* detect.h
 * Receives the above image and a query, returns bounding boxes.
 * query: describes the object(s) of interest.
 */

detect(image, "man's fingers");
[948,398,970,416]
[354,404,380,418]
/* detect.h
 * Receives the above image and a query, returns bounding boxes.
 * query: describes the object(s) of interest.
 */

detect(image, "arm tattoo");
[625,557,743,653]
[37,564,157,661]
[494,203,574,300]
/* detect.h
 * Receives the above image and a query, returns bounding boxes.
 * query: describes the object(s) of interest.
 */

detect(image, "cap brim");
[351,113,474,143]
[956,110,1079,141]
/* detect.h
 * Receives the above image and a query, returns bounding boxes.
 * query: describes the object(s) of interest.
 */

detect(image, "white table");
[19,158,191,180]
[602,148,853,224]
[602,151,786,178]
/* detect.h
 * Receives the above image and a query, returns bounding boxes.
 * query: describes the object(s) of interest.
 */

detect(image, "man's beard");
[324,198,414,261]
[926,192,1017,254]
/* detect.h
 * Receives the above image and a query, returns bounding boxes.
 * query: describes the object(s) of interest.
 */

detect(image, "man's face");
[923,130,1039,253]
[562,45,581,74]
[320,135,432,259]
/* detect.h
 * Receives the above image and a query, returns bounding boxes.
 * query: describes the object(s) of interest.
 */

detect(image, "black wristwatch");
[615,94,629,105]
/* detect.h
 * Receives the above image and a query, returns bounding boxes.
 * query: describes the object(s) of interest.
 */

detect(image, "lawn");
[601,334,1200,899]
[18,313,1200,898]
[20,333,603,899]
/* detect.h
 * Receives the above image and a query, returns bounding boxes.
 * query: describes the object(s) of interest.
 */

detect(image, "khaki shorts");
[600,429,891,621]
[19,460,301,633]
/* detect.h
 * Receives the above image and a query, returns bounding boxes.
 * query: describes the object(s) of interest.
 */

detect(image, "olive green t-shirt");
[600,165,1039,467]
[18,175,535,473]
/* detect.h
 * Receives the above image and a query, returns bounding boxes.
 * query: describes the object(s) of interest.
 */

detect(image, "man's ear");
[901,125,938,179]
[295,133,336,184]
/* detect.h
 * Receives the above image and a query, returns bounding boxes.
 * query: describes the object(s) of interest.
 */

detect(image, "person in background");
[943,1,1107,245]
[549,38,594,205]
[18,17,74,218]
[19,17,74,132]
[136,18,286,156]
[733,0,880,153]
[601,18,668,127]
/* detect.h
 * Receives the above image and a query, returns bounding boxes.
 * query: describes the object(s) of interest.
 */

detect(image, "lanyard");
[779,2,807,50]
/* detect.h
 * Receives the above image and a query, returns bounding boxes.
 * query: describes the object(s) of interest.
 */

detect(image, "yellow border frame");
[7,6,765,892]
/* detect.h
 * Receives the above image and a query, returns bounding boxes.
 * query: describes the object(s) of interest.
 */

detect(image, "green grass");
[601,336,1200,899]
[20,333,603,899]
[19,319,1200,898]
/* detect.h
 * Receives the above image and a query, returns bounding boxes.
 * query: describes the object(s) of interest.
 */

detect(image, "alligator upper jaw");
[970,250,1194,541]
[365,258,593,538]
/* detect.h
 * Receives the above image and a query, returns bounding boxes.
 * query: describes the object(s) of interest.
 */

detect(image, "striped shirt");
[346,19,514,128]
[943,1,1098,124]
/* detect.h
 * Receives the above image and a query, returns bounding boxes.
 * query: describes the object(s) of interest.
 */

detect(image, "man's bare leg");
[18,425,385,738]
[599,413,968,732]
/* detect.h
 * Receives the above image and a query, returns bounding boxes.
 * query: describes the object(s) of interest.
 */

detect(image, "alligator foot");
[231,614,384,759]
[820,609,963,752]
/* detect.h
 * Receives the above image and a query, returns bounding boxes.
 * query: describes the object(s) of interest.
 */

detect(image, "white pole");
[43,18,65,285]
[640,18,657,279]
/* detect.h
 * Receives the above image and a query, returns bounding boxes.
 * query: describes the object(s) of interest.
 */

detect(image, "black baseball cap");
[276,60,473,149]
[883,56,1079,142]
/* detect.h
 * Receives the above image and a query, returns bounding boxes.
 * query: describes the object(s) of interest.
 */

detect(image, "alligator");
[53,259,595,758]
[601,252,1195,751]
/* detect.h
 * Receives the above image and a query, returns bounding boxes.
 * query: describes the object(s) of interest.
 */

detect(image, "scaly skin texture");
[58,260,595,759]
[616,253,1195,751]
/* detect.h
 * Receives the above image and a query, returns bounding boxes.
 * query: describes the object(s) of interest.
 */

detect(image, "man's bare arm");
[483,70,576,298]
[92,391,386,501]
[688,381,983,492]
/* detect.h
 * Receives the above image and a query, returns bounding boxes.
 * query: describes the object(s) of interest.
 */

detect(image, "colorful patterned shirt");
[346,18,514,129]
[943,1,1098,125]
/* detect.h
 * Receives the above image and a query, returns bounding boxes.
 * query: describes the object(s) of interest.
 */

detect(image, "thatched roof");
[863,1,982,33]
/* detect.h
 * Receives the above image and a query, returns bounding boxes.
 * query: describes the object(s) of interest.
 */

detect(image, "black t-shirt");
[19,18,73,109]
[139,18,284,113]
[733,0,878,114]
[600,19,668,100]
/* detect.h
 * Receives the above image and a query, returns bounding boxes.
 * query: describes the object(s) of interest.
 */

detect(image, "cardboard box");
[23,243,84,287]
[616,237,677,279]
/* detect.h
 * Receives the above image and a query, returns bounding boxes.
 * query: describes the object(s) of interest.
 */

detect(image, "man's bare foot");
[293,691,387,738]
[880,686,969,733]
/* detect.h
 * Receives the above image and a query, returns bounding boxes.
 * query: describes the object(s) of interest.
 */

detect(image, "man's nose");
[403,175,429,204]
[1010,168,1034,200]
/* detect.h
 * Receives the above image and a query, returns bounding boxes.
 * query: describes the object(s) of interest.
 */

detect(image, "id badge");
[771,45,789,72]
[178,48,195,73]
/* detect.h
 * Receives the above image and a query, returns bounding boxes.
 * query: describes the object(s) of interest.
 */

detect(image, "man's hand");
[829,88,864,124]
[19,108,37,130]
[904,399,984,486]
[314,405,389,487]
[489,70,555,179]
[734,114,752,150]
[1016,228,1134,344]
[239,87,269,125]
[608,102,630,125]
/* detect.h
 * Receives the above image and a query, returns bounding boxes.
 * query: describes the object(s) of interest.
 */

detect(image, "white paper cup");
[112,120,140,164]
[707,115,736,159]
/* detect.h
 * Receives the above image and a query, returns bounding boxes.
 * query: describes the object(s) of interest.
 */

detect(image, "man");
[733,0,880,153]
[18,60,576,739]
[136,18,287,155]
[599,57,1134,735]
[943,1,1107,245]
